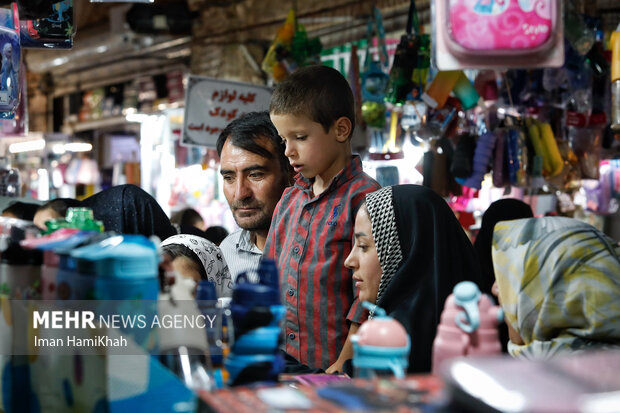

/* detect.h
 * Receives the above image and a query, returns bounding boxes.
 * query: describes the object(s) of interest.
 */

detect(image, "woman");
[344,184,482,373]
[33,185,177,241]
[160,234,233,298]
[473,198,533,296]
[492,216,620,359]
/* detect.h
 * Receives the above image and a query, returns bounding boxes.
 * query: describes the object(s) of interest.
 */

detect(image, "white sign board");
[182,75,272,147]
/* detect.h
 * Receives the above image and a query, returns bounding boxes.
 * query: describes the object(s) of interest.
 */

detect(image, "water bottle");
[225,258,285,386]
[43,207,104,235]
[351,302,410,379]
[432,281,503,374]
[196,280,229,389]
[159,293,216,394]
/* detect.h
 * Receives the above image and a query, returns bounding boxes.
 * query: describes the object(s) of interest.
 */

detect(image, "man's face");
[220,137,288,232]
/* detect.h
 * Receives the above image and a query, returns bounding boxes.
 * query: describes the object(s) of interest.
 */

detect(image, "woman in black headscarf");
[473,198,533,297]
[344,184,482,373]
[81,184,177,241]
[34,185,176,241]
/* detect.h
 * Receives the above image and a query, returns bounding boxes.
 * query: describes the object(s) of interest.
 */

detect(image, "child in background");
[160,234,233,298]
[265,65,381,372]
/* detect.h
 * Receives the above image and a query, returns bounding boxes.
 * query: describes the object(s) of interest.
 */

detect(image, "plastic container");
[196,280,230,388]
[351,302,410,379]
[422,70,460,109]
[66,235,158,300]
[42,207,104,235]
[225,257,284,386]
[432,281,503,374]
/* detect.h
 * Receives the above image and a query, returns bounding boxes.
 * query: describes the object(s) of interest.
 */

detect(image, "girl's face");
[171,256,202,284]
[345,206,382,304]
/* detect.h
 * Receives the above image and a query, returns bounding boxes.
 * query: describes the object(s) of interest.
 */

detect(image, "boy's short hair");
[269,65,355,137]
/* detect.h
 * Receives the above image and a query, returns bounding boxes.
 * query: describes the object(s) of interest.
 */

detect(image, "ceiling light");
[64,142,92,152]
[9,139,45,153]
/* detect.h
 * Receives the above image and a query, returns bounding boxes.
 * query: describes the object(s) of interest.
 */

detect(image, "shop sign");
[182,75,272,147]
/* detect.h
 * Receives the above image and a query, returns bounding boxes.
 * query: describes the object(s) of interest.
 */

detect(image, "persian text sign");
[183,75,272,147]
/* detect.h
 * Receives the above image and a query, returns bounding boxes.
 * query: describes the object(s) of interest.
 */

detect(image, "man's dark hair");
[161,243,208,281]
[269,65,355,136]
[36,198,82,219]
[216,111,290,178]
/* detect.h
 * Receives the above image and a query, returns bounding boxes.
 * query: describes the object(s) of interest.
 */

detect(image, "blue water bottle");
[225,258,285,386]
[196,280,230,388]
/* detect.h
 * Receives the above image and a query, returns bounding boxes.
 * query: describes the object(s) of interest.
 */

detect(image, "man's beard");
[232,201,271,231]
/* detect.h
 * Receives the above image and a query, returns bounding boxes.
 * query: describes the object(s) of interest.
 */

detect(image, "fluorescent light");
[64,142,92,152]
[9,139,45,153]
[51,143,66,155]
[125,113,151,123]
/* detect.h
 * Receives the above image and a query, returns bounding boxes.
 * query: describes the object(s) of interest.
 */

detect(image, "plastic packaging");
[611,29,620,131]
[452,72,481,110]
[563,0,594,56]
[351,302,410,379]
[463,131,496,190]
[432,281,503,374]
[0,5,20,119]
[433,0,564,70]
[19,0,75,49]
[422,70,460,109]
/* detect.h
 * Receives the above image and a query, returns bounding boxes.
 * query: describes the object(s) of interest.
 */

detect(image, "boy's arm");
[326,322,359,374]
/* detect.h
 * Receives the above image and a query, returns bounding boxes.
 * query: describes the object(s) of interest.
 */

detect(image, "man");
[216,111,291,282]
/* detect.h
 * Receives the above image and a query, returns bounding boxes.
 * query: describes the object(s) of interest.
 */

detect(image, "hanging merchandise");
[261,9,322,83]
[348,44,363,127]
[385,0,421,105]
[411,31,430,101]
[0,4,19,119]
[567,113,606,180]
[432,0,564,70]
[422,70,459,109]
[611,28,620,131]
[90,0,153,2]
[462,131,496,190]
[19,0,74,49]
[360,7,389,129]
[0,60,26,134]
[506,127,528,186]
[492,128,507,188]
[563,0,594,56]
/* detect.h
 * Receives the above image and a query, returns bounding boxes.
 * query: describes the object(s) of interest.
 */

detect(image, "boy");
[264,65,381,372]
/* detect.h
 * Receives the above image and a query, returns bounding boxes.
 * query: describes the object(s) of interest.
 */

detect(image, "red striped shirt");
[264,155,381,370]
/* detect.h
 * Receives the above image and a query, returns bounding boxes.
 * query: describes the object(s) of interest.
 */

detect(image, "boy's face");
[270,113,347,181]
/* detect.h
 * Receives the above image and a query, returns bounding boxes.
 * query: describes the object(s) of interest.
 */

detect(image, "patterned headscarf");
[365,186,402,304]
[364,184,481,373]
[160,234,233,297]
[493,217,620,359]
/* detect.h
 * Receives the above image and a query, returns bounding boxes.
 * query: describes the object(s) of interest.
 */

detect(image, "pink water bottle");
[432,281,503,374]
